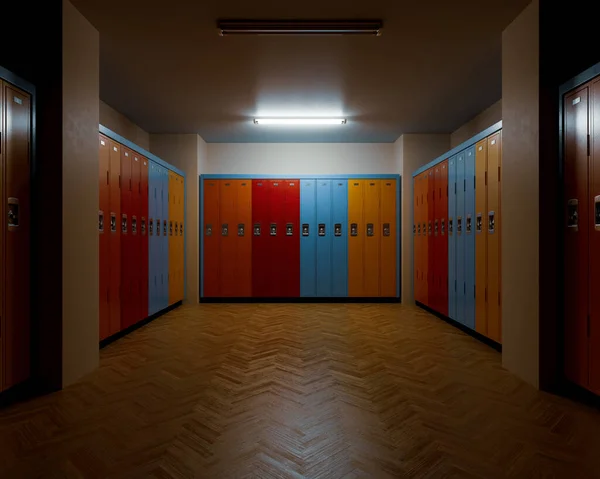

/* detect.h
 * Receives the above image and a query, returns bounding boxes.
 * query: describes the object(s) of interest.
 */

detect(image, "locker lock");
[7,198,19,229]
[367,223,374,237]
[110,213,117,233]
[238,223,245,236]
[286,223,294,236]
[149,218,154,236]
[122,214,128,234]
[351,223,358,236]
[448,218,453,235]
[132,216,138,235]
[457,217,462,234]
[440,219,445,236]
[99,210,104,232]
[488,211,495,234]
[434,219,438,236]
[383,223,390,237]
[318,224,325,236]
[141,217,146,235]
[221,223,228,236]
[163,220,167,235]
[466,214,472,234]
[595,196,600,231]
[270,223,277,236]
[174,221,179,236]
[476,214,482,233]
[205,223,212,236]
[334,224,342,236]
[567,199,578,230]
[302,224,309,236]
[254,223,261,236]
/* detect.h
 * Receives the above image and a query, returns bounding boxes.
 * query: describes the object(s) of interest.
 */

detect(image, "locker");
[364,180,381,297]
[130,153,142,326]
[422,172,429,306]
[99,135,110,340]
[464,146,476,330]
[148,162,159,315]
[140,157,149,320]
[237,180,253,297]
[2,83,31,389]
[300,179,317,297]
[448,156,457,320]
[168,172,178,304]
[331,180,348,297]
[220,180,242,297]
[316,180,333,297]
[456,152,466,325]
[590,79,600,394]
[120,148,133,329]
[204,179,220,297]
[348,180,365,296]
[427,168,435,310]
[251,180,270,297]
[108,141,121,334]
[161,167,170,308]
[486,133,502,343]
[439,161,449,316]
[380,179,396,297]
[177,174,185,302]
[475,139,488,336]
[564,87,589,387]
[413,175,420,303]
[281,180,300,297]
[269,180,286,297]
[433,165,443,312]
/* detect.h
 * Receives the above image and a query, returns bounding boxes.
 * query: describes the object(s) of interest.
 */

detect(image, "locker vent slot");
[238,223,245,236]
[448,218,453,235]
[383,223,390,236]
[98,211,104,232]
[488,211,495,234]
[457,217,462,234]
[221,223,228,236]
[110,213,117,233]
[351,223,358,236]
[476,214,482,233]
[253,223,261,236]
[270,223,277,236]
[334,223,342,236]
[466,214,472,234]
[302,224,309,236]
[286,223,294,236]
[367,223,374,236]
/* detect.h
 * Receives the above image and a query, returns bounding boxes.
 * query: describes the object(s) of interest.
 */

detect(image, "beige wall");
[62,0,100,386]
[400,134,451,303]
[451,100,502,148]
[150,135,201,304]
[100,100,150,151]
[501,0,539,388]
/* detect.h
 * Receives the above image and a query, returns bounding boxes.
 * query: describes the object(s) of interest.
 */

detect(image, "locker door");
[364,180,381,297]
[427,168,435,310]
[148,162,157,315]
[433,165,442,313]
[590,79,600,394]
[203,179,220,297]
[108,141,121,334]
[348,180,364,296]
[161,167,169,308]
[456,152,466,326]
[131,154,142,324]
[220,180,237,296]
[0,82,3,389]
[2,84,31,389]
[252,180,270,297]
[120,148,133,329]
[440,162,449,315]
[140,158,148,319]
[380,179,396,297]
[331,180,348,297]
[475,140,488,336]
[268,180,286,297]
[300,179,317,297]
[237,180,252,297]
[99,135,110,340]
[168,172,177,304]
[316,179,333,297]
[413,175,420,303]
[564,87,589,387]
[282,179,300,297]
[422,173,429,305]
[464,147,476,330]
[178,174,185,301]
[448,157,457,319]
[487,133,502,343]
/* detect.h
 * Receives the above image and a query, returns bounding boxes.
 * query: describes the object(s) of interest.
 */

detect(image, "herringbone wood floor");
[1,304,600,478]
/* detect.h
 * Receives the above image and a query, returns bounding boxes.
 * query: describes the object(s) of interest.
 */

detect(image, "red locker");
[269,180,286,297]
[131,153,142,325]
[99,135,110,340]
[439,160,449,316]
[140,157,149,320]
[203,180,220,297]
[590,80,600,394]
[282,180,300,297]
[120,148,133,329]
[219,180,237,297]
[427,168,435,310]
[252,180,270,297]
[108,141,121,335]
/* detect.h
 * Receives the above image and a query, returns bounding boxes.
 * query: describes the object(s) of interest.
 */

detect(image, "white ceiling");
[71,0,529,143]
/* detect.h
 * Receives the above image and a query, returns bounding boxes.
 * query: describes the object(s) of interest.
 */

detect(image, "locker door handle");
[98,210,104,232]
[351,223,358,236]
[254,223,261,236]
[205,223,212,236]
[221,223,228,236]
[334,224,342,236]
[448,218,453,235]
[302,224,309,236]
[383,223,390,236]
[366,223,374,237]
[270,223,277,236]
[318,224,325,236]
[466,215,472,234]
[286,223,294,236]
[238,223,245,236]
[488,211,495,233]
[476,214,482,233]
[7,198,20,228]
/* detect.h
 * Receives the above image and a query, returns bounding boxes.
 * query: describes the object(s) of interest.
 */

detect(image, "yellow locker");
[475,140,488,335]
[380,179,396,297]
[487,133,502,343]
[168,171,177,304]
[364,180,381,297]
[348,180,365,296]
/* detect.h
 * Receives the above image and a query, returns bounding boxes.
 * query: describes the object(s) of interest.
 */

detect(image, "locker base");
[100,301,183,349]
[415,301,501,352]
[201,297,401,303]
[560,380,600,410]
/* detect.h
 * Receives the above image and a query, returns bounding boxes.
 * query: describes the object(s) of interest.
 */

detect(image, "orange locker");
[475,140,488,336]
[99,135,110,340]
[108,140,121,336]
[219,181,237,296]
[486,133,502,343]
[427,168,435,310]
[348,180,365,296]
[2,83,31,390]
[364,180,381,297]
[414,175,421,303]
[380,179,396,297]
[422,172,429,305]
[203,180,220,297]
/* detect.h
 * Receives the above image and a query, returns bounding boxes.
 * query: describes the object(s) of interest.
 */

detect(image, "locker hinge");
[446,185,448,196]
[588,135,591,157]
[474,176,476,190]
[485,287,487,302]
[464,179,466,192]
[485,172,488,186]
[107,289,109,303]
[0,132,2,154]
[588,314,591,337]
[498,291,501,305]
[455,279,457,292]
[454,182,457,194]
[464,282,466,295]
[498,166,501,180]
[119,175,121,188]
[107,171,109,185]
[130,179,132,191]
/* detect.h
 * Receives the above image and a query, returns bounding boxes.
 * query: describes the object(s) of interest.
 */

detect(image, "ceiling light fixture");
[254,118,347,125]
[218,20,382,36]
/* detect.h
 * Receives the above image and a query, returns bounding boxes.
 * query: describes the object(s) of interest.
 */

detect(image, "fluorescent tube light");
[218,20,382,36]
[254,118,347,125]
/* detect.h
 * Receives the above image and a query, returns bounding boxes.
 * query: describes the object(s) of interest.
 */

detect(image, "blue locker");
[316,180,333,296]
[161,166,170,309]
[456,151,466,325]
[148,162,158,315]
[331,180,348,297]
[448,156,457,320]
[464,146,476,330]
[300,179,317,296]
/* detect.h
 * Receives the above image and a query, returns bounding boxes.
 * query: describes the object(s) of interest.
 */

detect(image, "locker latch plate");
[122,214,128,234]
[238,223,244,236]
[99,210,104,232]
[383,223,390,236]
[488,211,495,234]
[476,214,482,233]
[428,221,432,235]
[351,223,358,236]
[334,223,342,236]
[254,223,261,236]
[448,218,453,235]
[222,223,228,236]
[417,223,421,235]
[163,220,167,235]
[149,218,154,235]
[440,219,445,236]
[174,221,178,236]
[367,223,374,237]
[466,214,472,234]
[206,223,213,237]
[286,223,293,236]
[170,221,173,236]
[141,217,146,235]
[318,224,325,236]
[110,213,117,233]
[270,223,277,236]
[8,198,20,229]
[457,216,462,234]
[132,216,138,235]
[434,219,438,236]
[595,196,600,231]
[302,224,309,236]
[180,222,183,236]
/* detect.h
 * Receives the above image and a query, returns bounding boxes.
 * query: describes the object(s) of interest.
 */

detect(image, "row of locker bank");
[202,177,398,298]
[98,132,185,341]
[413,129,502,344]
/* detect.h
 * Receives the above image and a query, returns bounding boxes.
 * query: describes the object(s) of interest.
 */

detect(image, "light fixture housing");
[253,118,347,125]
[218,20,382,36]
